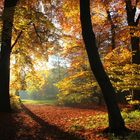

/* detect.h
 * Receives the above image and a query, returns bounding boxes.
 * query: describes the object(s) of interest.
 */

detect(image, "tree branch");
[33,23,42,43]
[11,30,23,50]
[136,14,140,25]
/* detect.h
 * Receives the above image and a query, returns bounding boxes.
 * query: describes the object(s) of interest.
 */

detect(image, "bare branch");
[11,30,23,50]
[136,14,140,24]
[33,23,42,43]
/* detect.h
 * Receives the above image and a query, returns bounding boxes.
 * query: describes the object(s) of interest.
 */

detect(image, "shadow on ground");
[0,112,18,140]
[0,104,84,140]
[21,103,84,140]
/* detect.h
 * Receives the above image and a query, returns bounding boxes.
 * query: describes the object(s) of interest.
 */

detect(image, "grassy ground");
[21,99,57,105]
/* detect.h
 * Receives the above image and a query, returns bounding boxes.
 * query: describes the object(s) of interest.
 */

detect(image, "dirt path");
[0,104,107,140]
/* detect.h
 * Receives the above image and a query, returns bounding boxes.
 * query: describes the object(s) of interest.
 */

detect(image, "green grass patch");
[108,132,140,140]
[122,110,140,123]
[69,114,108,131]
[69,110,140,132]
[21,99,57,105]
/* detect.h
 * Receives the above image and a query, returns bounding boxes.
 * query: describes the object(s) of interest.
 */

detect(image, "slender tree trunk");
[107,11,116,50]
[0,0,18,112]
[102,1,116,50]
[125,0,140,100]
[125,0,140,64]
[131,37,140,64]
[80,0,126,133]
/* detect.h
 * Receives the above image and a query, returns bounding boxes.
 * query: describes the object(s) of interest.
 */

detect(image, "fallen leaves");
[0,104,140,140]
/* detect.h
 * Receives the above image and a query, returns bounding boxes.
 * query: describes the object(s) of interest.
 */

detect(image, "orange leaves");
[104,47,131,67]
[91,2,107,25]
[58,0,81,35]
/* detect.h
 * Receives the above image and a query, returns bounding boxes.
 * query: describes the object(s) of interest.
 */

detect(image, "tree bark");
[125,0,140,100]
[125,0,140,64]
[107,11,116,50]
[80,0,126,132]
[0,0,18,112]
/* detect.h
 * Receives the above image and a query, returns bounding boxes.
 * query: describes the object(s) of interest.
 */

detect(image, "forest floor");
[0,103,140,140]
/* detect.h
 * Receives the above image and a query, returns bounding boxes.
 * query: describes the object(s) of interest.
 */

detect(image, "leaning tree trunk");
[125,0,140,100]
[0,0,18,112]
[80,0,126,133]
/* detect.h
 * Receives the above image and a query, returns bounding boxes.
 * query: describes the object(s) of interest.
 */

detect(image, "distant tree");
[80,0,127,133]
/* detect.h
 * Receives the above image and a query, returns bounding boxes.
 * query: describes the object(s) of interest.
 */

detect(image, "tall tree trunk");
[80,0,126,133]
[0,0,18,112]
[125,0,140,100]
[125,0,140,64]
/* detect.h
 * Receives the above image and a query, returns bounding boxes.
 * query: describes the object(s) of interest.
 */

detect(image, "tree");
[125,0,140,100]
[0,0,57,111]
[0,0,19,112]
[125,0,140,64]
[102,1,116,50]
[80,0,127,133]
